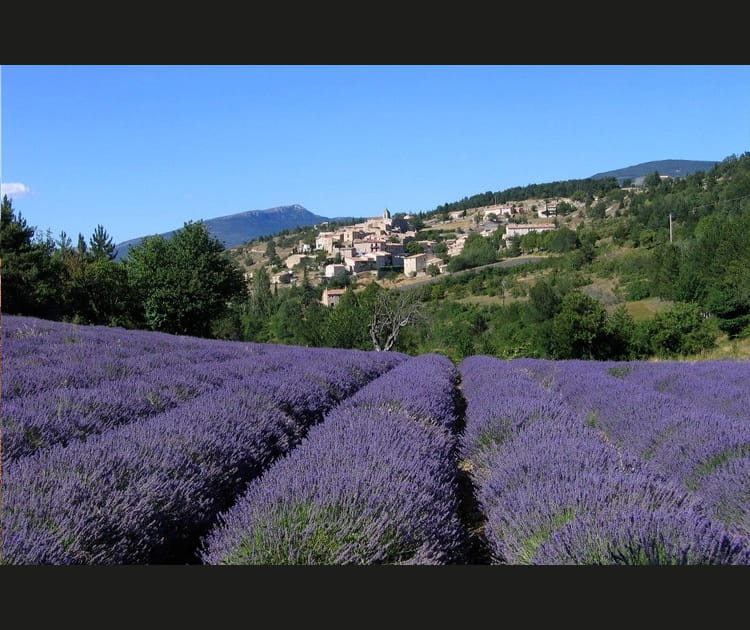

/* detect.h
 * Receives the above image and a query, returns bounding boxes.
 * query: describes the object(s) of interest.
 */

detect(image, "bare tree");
[368,289,424,352]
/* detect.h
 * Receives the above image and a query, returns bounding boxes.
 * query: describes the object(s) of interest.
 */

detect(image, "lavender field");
[2,315,749,564]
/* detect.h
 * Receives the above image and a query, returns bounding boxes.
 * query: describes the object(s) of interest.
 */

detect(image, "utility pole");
[669,213,673,243]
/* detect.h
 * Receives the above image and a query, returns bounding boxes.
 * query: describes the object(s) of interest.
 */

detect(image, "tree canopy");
[125,221,246,336]
[0,195,61,317]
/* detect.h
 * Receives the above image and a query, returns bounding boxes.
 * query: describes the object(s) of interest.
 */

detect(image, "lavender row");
[3,315,395,400]
[2,350,404,564]
[3,314,239,363]
[459,356,749,564]
[612,360,750,422]
[341,353,460,433]
[3,314,314,364]
[3,365,227,461]
[3,349,389,462]
[3,314,402,459]
[201,354,466,565]
[3,349,286,460]
[520,359,750,540]
[3,318,267,401]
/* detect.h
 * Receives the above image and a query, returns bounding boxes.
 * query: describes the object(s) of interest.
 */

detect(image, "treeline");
[430,176,620,216]
[395,269,720,363]
[1,196,244,338]
[213,271,397,350]
[628,153,750,234]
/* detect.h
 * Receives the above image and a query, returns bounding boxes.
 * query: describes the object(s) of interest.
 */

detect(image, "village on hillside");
[233,196,597,307]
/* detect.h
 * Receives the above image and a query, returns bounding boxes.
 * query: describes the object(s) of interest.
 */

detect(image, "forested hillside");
[428,177,621,217]
[2,152,748,362]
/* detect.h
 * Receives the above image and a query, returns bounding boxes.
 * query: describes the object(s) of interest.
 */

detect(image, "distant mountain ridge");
[115,204,329,260]
[591,159,718,185]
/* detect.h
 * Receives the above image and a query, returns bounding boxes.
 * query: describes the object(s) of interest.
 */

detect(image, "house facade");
[285,254,312,269]
[403,253,427,276]
[344,256,374,273]
[503,223,556,241]
[321,288,346,307]
[483,204,513,219]
[324,263,347,278]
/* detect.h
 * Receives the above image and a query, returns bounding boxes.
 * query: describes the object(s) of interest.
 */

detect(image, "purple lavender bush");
[342,353,460,432]
[526,359,750,539]
[3,386,298,564]
[2,314,405,461]
[695,455,750,539]
[459,356,750,564]
[201,354,466,564]
[2,368,220,460]
[2,317,404,564]
[201,410,463,565]
[614,361,750,422]
[533,507,750,565]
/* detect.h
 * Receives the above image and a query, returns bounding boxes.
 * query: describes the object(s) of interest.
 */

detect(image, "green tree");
[89,224,117,261]
[76,233,88,257]
[323,287,369,349]
[73,258,132,326]
[505,235,521,257]
[588,201,607,220]
[251,266,274,317]
[56,230,74,254]
[211,302,244,341]
[0,195,61,317]
[238,266,274,341]
[650,243,682,300]
[545,227,579,253]
[644,171,662,188]
[612,222,629,246]
[548,292,610,359]
[42,222,129,325]
[528,278,563,322]
[646,302,718,358]
[606,305,637,360]
[124,221,246,336]
[432,242,448,255]
[555,201,576,216]
[405,240,425,255]
[269,279,327,346]
[265,239,281,266]
[520,231,541,252]
[446,233,497,272]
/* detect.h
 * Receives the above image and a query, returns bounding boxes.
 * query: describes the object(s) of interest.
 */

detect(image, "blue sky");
[2,65,749,245]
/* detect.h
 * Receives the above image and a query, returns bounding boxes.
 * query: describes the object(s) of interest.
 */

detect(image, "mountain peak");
[591,159,718,184]
[115,204,329,260]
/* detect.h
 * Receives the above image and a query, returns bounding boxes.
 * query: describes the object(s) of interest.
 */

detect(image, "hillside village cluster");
[262,203,563,307]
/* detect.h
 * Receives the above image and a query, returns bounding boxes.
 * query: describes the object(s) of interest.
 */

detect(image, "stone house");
[321,288,346,307]
[324,263,347,278]
[403,253,427,276]
[503,223,556,241]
